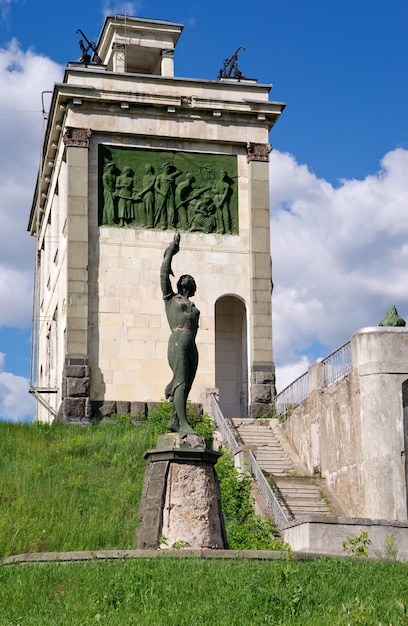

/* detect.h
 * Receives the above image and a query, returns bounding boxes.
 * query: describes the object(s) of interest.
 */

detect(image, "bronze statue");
[379,305,406,327]
[161,233,199,433]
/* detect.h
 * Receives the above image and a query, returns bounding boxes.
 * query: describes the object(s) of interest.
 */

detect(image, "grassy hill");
[0,406,280,556]
[1,412,408,624]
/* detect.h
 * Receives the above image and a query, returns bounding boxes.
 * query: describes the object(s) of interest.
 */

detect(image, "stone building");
[28,15,285,423]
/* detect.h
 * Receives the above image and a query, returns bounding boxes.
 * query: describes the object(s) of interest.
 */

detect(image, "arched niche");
[215,295,248,418]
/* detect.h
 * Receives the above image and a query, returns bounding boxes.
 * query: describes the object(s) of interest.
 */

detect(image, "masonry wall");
[279,327,408,521]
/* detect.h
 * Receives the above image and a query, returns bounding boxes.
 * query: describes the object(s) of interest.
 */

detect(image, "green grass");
[2,557,408,625]
[0,419,155,556]
[0,408,281,556]
[2,416,408,624]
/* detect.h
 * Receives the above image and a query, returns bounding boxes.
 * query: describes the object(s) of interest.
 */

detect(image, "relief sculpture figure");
[102,162,117,225]
[175,172,195,230]
[160,232,199,434]
[136,164,156,228]
[116,166,134,227]
[212,170,232,234]
[190,193,216,233]
[154,163,182,230]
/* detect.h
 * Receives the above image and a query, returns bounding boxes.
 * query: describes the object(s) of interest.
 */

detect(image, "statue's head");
[177,274,196,297]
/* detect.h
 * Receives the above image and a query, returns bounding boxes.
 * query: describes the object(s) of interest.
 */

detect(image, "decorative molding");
[162,49,174,59]
[246,142,271,163]
[63,127,92,148]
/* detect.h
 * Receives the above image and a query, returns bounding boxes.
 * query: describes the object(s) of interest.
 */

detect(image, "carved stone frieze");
[246,142,271,163]
[63,127,92,148]
[98,145,239,234]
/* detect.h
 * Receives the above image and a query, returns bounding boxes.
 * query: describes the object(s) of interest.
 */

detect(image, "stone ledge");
[2,548,389,566]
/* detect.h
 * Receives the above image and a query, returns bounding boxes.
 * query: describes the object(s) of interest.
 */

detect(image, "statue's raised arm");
[160,232,180,300]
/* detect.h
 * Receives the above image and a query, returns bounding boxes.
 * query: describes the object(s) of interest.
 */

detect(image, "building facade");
[28,15,285,422]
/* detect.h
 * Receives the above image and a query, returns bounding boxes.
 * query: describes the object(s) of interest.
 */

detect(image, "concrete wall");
[284,516,408,559]
[280,327,408,521]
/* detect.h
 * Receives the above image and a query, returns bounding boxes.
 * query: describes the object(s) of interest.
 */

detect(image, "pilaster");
[247,143,275,417]
[60,128,91,421]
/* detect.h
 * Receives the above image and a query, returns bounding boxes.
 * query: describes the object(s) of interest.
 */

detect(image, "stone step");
[227,418,335,520]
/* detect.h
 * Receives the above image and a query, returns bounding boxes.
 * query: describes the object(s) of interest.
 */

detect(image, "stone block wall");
[279,327,408,521]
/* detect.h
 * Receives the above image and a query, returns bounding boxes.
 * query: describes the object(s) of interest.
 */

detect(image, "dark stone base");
[249,364,276,419]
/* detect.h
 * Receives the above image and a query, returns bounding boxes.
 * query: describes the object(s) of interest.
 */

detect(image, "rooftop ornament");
[379,305,406,327]
[217,46,248,81]
[76,29,103,65]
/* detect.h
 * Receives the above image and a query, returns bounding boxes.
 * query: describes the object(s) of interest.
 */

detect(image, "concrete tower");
[28,15,285,423]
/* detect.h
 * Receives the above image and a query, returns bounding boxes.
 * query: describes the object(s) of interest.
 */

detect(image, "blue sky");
[0,0,407,419]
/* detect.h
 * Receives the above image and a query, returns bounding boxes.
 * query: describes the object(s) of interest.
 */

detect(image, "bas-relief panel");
[98,146,238,235]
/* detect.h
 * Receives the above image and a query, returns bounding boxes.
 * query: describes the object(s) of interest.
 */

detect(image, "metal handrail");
[207,392,291,532]
[323,341,352,386]
[207,393,239,453]
[275,370,309,418]
[248,451,293,532]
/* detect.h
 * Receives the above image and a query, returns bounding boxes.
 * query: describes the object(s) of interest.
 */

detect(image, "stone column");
[112,43,126,73]
[247,143,275,418]
[59,127,91,422]
[161,49,174,76]
[351,327,408,519]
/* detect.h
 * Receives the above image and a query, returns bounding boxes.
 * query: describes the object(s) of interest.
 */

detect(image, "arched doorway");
[215,295,248,418]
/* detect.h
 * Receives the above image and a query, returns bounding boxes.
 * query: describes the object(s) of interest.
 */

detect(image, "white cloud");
[0,40,62,325]
[270,148,408,385]
[275,355,310,394]
[0,352,35,421]
[0,0,14,25]
[102,2,143,19]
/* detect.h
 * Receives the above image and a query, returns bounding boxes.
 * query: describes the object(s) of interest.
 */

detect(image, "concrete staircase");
[230,418,334,520]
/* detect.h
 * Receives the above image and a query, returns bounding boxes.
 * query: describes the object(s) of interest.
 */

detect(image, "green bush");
[147,400,215,444]
[216,450,285,550]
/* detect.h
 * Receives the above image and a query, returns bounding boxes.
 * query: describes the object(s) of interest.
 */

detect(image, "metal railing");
[207,392,291,532]
[248,451,293,531]
[207,392,239,453]
[275,371,309,418]
[323,341,352,386]
[275,340,353,417]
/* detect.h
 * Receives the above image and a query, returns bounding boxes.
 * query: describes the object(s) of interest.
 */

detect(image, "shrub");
[215,450,286,551]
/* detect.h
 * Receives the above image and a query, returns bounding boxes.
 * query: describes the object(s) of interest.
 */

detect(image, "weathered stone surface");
[66,377,90,398]
[62,397,91,420]
[250,402,273,419]
[161,461,226,549]
[63,364,90,378]
[251,368,275,385]
[130,402,147,419]
[116,401,130,415]
[134,460,169,549]
[147,401,159,414]
[99,401,117,417]
[156,432,206,451]
[252,384,272,403]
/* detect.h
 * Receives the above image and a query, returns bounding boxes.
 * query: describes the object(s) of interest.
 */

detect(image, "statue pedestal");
[134,433,228,550]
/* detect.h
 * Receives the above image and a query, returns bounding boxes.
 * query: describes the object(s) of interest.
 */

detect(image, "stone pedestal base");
[134,433,227,550]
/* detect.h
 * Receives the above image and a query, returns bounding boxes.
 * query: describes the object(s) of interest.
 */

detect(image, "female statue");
[160,233,200,433]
